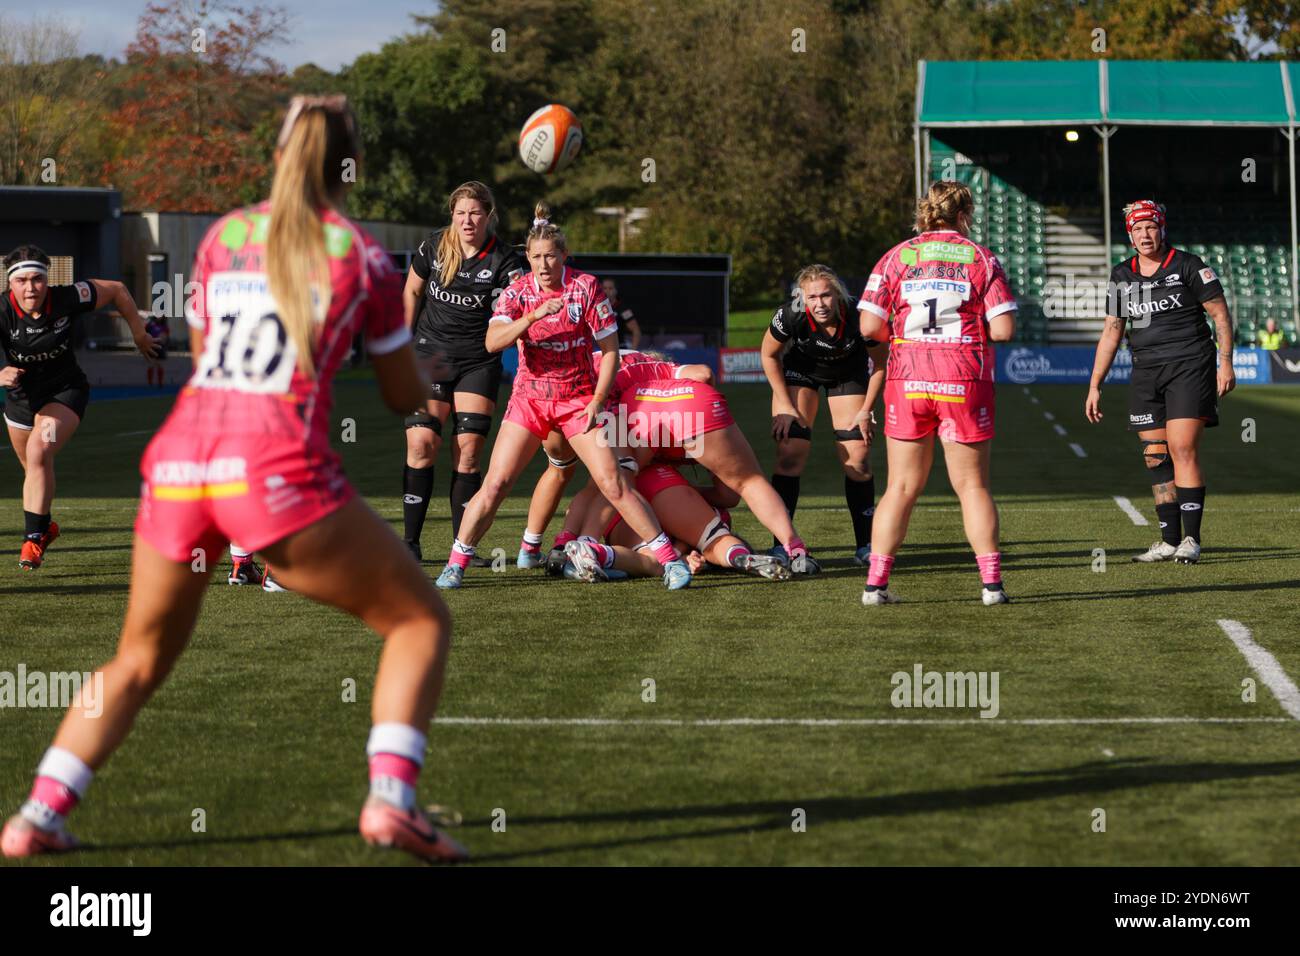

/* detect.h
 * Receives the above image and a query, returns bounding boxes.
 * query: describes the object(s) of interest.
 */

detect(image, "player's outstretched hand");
[1084,386,1103,423]
[0,366,23,388]
[134,331,161,361]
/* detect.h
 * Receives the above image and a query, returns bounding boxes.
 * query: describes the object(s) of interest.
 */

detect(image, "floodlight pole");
[1281,60,1299,329]
[1284,128,1294,327]
[915,60,926,200]
[1095,126,1116,268]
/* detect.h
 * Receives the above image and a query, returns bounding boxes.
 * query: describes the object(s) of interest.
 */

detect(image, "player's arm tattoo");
[1152,481,1176,505]
[1204,297,1234,362]
[1106,315,1125,335]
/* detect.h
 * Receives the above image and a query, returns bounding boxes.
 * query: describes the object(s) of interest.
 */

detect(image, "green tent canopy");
[914,60,1299,326]
[918,60,1297,127]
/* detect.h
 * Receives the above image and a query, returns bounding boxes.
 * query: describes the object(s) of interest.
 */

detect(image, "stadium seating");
[933,141,1297,346]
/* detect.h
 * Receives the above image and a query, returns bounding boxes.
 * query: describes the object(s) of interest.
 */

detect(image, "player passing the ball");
[2,96,467,864]
[1085,200,1235,564]
[856,181,1017,606]
[432,203,693,591]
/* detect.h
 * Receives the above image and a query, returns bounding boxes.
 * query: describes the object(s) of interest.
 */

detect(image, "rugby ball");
[519,104,583,174]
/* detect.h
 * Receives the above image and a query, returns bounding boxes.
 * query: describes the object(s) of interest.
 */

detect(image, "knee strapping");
[832,427,864,442]
[453,412,492,437]
[547,452,579,469]
[786,422,813,442]
[1141,439,1174,483]
[406,413,442,435]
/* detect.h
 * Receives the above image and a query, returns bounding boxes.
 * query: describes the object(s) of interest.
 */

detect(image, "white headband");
[533,217,550,228]
[6,261,48,279]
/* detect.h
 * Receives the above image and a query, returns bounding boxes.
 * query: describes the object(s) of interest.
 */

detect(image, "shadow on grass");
[463,756,1300,863]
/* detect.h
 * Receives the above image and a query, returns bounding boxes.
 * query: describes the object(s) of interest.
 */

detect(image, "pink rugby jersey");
[177,201,409,448]
[589,349,680,402]
[857,230,1016,383]
[490,267,617,401]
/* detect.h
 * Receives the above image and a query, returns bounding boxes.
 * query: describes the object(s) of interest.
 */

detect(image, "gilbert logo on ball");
[519,104,583,174]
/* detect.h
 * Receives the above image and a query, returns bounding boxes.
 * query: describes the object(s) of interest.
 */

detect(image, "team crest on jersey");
[1199,267,1218,285]
[54,317,69,330]
[75,281,93,303]
[567,302,582,324]
[477,268,493,280]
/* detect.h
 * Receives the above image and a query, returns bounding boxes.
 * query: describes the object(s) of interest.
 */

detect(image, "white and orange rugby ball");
[519,104,583,174]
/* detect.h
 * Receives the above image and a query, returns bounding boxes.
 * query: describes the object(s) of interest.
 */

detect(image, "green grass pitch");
[1,379,1297,865]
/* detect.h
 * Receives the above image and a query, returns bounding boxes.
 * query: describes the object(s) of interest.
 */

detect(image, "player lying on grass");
[2,95,467,865]
[1085,199,1235,565]
[513,348,713,568]
[562,461,791,582]
[525,349,821,575]
[856,180,1017,606]
[761,264,885,566]
[433,204,693,591]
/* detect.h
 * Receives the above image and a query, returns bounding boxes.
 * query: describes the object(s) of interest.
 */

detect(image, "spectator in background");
[143,313,170,387]
[1258,318,1286,350]
[601,277,641,349]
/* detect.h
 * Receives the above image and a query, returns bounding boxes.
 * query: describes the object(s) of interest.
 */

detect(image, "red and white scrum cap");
[1124,200,1166,237]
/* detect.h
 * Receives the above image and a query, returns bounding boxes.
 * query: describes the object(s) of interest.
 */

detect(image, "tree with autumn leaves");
[103,0,289,212]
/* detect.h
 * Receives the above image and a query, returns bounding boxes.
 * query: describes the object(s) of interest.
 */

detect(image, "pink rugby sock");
[866,552,895,588]
[554,530,577,549]
[646,532,680,565]
[976,552,1002,586]
[30,776,79,817]
[785,535,807,556]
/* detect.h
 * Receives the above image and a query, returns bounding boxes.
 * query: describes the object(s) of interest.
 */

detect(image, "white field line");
[1068,443,1087,458]
[116,429,155,437]
[435,716,1292,728]
[1029,396,1039,404]
[1217,620,1300,721]
[1052,423,1068,436]
[1043,411,1055,421]
[1112,496,1150,525]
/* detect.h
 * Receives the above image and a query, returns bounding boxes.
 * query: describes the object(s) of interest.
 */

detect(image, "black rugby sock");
[1176,486,1206,544]
[402,465,435,543]
[845,475,876,550]
[1155,502,1181,547]
[450,471,483,541]
[770,473,800,547]
[22,511,50,541]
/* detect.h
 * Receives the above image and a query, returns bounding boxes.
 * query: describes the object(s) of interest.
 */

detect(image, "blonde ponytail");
[267,95,360,377]
[915,181,974,234]
[526,200,567,254]
[437,181,498,288]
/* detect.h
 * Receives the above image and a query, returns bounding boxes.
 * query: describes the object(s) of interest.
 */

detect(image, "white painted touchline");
[1052,423,1068,436]
[434,716,1293,728]
[1112,496,1149,525]
[1029,396,1039,404]
[1022,387,1030,395]
[1217,620,1300,721]
[1068,443,1087,458]
[1043,411,1055,421]
[116,429,156,437]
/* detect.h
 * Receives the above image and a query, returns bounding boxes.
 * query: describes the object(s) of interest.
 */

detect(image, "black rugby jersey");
[411,229,525,360]
[1106,248,1223,367]
[1,282,97,398]
[769,300,873,376]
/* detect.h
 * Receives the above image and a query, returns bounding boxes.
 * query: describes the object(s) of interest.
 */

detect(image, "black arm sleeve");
[50,282,99,319]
